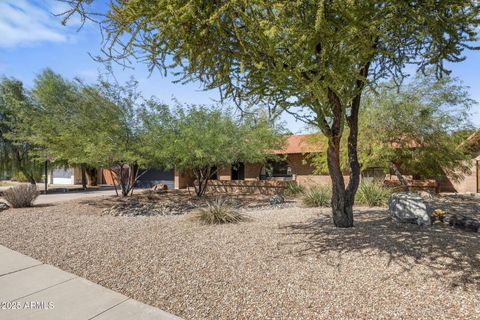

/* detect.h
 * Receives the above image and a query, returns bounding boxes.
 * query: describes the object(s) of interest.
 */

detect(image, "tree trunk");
[326,137,352,227]
[80,164,87,191]
[44,160,48,194]
[390,162,409,192]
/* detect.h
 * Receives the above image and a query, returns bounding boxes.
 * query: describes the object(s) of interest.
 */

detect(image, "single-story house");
[58,132,479,194]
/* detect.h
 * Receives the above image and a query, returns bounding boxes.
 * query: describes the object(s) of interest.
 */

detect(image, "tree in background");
[310,73,475,191]
[359,73,475,191]
[62,0,480,227]
[0,78,41,184]
[143,105,282,197]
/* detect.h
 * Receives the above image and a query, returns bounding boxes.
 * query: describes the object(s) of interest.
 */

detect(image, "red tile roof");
[272,134,324,154]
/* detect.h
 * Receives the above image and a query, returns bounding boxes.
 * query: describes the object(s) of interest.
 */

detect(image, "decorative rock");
[0,201,10,211]
[270,194,285,206]
[152,184,168,192]
[389,193,431,226]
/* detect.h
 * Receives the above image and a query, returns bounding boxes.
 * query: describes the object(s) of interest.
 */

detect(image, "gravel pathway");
[0,200,479,319]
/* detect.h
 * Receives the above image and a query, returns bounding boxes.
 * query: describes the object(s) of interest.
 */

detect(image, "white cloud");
[0,0,67,47]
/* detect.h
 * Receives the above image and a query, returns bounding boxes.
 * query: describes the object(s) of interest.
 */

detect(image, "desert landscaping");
[1,190,479,319]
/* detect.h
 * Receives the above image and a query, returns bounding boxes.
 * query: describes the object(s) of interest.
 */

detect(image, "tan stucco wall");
[287,154,315,175]
[217,165,232,181]
[245,162,262,180]
[446,156,479,193]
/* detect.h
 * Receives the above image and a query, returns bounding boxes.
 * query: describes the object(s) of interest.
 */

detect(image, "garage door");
[52,168,74,185]
[136,168,175,189]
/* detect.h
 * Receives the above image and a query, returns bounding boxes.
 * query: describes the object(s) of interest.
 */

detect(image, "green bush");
[283,182,305,197]
[191,198,247,224]
[355,181,392,207]
[302,186,332,207]
[3,184,38,208]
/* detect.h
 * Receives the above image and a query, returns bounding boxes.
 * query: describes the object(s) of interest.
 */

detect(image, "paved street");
[0,245,180,320]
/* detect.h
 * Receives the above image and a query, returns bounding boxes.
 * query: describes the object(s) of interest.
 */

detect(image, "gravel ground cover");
[0,194,479,319]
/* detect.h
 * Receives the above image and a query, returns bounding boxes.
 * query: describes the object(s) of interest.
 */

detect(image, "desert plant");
[302,186,332,207]
[3,184,38,208]
[283,182,305,198]
[191,198,247,224]
[355,181,392,207]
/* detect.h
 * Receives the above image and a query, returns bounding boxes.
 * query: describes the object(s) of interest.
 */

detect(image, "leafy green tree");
[143,105,282,197]
[359,74,475,191]
[310,73,475,191]
[31,69,101,189]
[0,78,41,184]
[62,0,480,227]
[30,69,161,195]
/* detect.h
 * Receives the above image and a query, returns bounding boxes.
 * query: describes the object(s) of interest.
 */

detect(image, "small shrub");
[355,181,392,207]
[283,182,305,197]
[302,186,332,207]
[3,184,38,208]
[191,198,247,224]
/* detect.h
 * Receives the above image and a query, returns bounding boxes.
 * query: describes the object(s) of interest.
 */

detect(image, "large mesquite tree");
[62,1,479,227]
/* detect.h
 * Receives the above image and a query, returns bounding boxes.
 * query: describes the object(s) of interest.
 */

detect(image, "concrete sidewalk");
[0,245,180,320]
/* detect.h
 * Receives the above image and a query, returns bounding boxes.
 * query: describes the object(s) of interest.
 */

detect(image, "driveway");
[33,190,119,205]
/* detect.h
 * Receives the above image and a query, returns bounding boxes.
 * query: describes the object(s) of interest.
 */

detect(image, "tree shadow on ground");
[279,209,480,290]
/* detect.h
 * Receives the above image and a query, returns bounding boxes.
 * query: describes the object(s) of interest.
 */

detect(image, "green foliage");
[355,181,392,207]
[143,104,283,196]
[283,182,305,198]
[302,186,332,208]
[3,184,38,208]
[360,73,474,181]
[0,78,42,184]
[190,198,247,224]
[310,72,475,181]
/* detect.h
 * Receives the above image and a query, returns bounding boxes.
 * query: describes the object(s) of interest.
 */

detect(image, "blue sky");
[1,0,479,133]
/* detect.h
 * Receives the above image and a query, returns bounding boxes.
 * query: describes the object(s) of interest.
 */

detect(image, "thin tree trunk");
[110,168,119,196]
[80,164,87,191]
[44,160,48,194]
[390,162,409,192]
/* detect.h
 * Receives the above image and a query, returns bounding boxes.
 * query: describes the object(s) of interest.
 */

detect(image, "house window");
[261,160,292,178]
[231,162,245,180]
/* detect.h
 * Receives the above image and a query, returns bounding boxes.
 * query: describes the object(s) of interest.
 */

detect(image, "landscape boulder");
[0,201,9,211]
[270,194,284,205]
[389,193,431,226]
[152,184,168,192]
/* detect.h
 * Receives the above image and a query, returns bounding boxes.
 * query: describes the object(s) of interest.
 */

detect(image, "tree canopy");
[309,72,476,189]
[143,104,282,196]
[0,78,41,184]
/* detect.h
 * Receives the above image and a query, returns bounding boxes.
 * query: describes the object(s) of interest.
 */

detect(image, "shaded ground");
[0,193,479,319]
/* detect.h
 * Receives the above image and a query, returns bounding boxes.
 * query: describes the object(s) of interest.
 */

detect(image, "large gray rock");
[389,193,431,226]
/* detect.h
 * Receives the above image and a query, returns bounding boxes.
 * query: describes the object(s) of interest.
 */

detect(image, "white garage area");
[50,168,74,185]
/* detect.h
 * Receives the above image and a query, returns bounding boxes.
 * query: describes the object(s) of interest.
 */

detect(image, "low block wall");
[206,179,290,195]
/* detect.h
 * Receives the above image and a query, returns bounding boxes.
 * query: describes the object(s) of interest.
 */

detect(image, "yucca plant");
[302,186,332,207]
[3,184,38,208]
[355,181,392,207]
[283,182,305,197]
[191,198,247,224]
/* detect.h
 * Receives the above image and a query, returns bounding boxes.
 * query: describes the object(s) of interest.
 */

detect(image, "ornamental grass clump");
[302,186,332,207]
[3,184,38,208]
[355,181,392,207]
[191,198,247,224]
[283,182,305,197]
